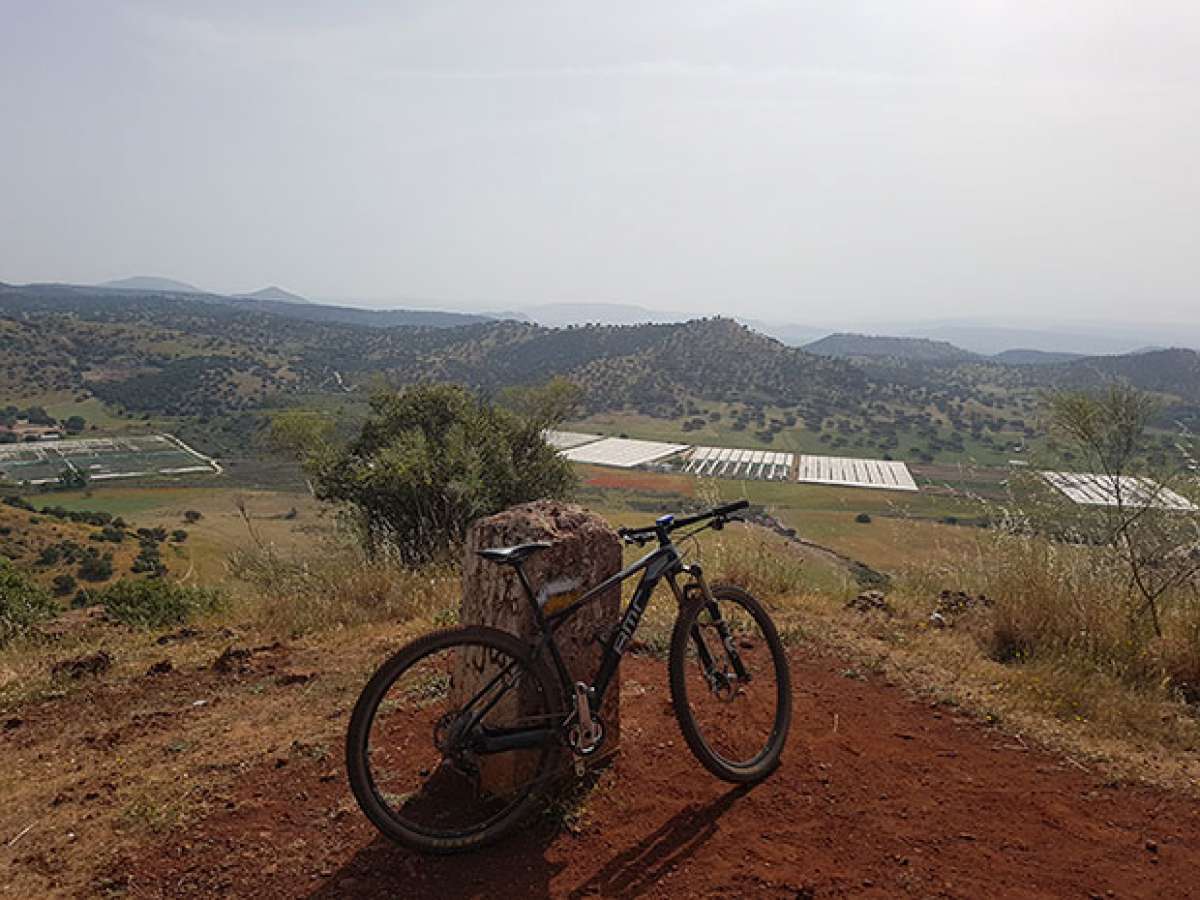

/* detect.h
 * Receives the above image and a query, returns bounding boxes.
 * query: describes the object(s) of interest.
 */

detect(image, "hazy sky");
[3,2,1198,324]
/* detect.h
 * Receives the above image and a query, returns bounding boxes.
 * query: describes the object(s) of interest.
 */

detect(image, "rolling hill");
[2,282,1198,458]
[804,333,979,363]
[991,348,1084,366]
[234,285,310,304]
[97,276,202,293]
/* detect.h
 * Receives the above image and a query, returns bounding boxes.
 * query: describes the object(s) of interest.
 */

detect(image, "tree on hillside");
[1049,385,1200,636]
[496,377,583,429]
[309,384,577,564]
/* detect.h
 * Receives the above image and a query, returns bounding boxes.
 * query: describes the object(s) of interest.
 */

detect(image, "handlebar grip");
[713,499,750,516]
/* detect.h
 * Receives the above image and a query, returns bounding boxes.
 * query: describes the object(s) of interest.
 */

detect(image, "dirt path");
[112,651,1199,899]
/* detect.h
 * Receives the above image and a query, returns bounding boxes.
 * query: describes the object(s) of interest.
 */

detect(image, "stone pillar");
[459,501,622,789]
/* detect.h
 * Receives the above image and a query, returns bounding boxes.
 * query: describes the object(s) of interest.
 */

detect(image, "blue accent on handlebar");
[655,514,675,527]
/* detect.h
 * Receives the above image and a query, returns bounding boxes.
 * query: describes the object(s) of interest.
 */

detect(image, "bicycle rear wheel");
[668,583,792,782]
[346,626,564,853]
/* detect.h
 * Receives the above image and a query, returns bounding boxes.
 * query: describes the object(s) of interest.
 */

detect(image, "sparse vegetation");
[99,578,224,629]
[0,557,56,645]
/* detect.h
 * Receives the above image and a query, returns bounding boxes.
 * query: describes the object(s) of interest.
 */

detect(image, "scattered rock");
[929,590,991,628]
[1146,839,1158,854]
[156,627,199,645]
[145,659,174,677]
[213,646,254,675]
[50,649,113,680]
[3,716,23,731]
[276,670,317,687]
[846,590,893,615]
[213,642,285,676]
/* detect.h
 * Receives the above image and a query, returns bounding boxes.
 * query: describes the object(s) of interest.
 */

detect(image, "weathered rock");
[846,590,893,616]
[212,641,285,676]
[930,590,991,627]
[276,670,317,686]
[460,500,622,791]
[50,649,113,680]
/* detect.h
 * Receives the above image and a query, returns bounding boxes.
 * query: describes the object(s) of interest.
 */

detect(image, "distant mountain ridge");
[13,280,489,330]
[2,283,1199,441]
[234,285,310,305]
[1056,347,1200,403]
[804,333,979,363]
[992,348,1084,366]
[98,276,202,293]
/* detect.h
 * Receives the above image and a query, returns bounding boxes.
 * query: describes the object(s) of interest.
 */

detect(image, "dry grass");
[893,529,1200,708]
[227,538,459,638]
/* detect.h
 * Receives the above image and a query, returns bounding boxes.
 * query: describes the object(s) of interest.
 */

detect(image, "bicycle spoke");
[363,640,558,838]
[679,593,782,767]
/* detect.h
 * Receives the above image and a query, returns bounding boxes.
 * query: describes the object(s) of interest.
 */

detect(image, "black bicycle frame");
[518,540,683,711]
[461,541,689,758]
[463,513,753,757]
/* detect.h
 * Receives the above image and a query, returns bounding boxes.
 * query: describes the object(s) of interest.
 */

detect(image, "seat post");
[513,564,540,612]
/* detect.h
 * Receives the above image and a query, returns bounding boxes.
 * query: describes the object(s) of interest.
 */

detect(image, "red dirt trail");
[119,652,1199,899]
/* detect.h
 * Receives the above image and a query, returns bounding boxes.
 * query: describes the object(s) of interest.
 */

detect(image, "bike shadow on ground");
[564,783,753,899]
[305,814,566,899]
[305,782,751,899]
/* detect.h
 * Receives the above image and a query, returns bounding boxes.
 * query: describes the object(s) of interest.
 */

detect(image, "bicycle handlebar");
[617,499,749,543]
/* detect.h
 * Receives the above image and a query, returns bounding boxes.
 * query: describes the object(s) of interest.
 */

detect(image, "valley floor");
[3,633,1196,899]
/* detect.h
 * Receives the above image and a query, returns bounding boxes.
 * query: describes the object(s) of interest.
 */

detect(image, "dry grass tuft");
[227,539,459,638]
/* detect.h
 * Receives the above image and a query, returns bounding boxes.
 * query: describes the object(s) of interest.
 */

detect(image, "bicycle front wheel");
[668,583,792,782]
[346,626,564,853]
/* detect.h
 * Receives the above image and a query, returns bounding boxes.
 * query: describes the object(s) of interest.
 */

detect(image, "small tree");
[1048,385,1200,636]
[310,384,577,564]
[78,550,114,582]
[57,468,88,490]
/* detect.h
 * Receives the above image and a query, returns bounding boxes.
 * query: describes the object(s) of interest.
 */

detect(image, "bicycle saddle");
[475,542,552,566]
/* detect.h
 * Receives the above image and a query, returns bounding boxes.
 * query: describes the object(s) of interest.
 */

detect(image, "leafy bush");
[52,573,77,596]
[310,384,576,564]
[0,557,57,645]
[78,550,114,581]
[99,579,224,629]
[855,513,872,524]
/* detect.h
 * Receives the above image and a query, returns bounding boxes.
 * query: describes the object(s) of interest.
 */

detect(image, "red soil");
[582,469,696,496]
[114,651,1200,899]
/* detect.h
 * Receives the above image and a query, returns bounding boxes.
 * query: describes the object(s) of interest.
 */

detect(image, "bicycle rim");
[673,587,789,773]
[355,632,560,844]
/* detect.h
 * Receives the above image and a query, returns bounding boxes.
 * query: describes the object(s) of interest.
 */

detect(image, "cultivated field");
[0,435,219,485]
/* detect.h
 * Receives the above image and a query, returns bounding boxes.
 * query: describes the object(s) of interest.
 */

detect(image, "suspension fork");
[681,565,750,682]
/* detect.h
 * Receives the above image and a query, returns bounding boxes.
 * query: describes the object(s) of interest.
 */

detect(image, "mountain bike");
[345,499,792,853]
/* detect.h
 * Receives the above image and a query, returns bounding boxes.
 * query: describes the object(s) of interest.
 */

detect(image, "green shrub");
[100,579,224,629]
[0,557,57,645]
[855,513,872,524]
[52,573,77,596]
[78,550,114,581]
[310,384,576,564]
